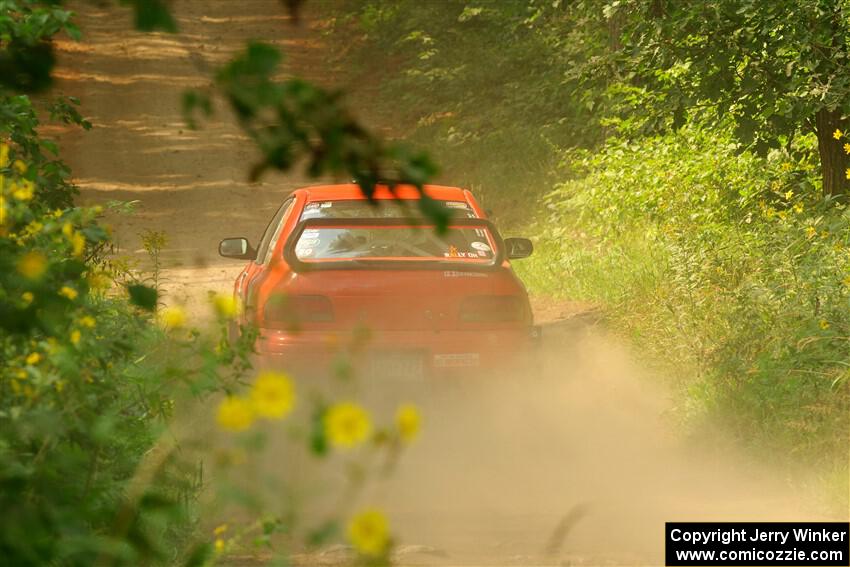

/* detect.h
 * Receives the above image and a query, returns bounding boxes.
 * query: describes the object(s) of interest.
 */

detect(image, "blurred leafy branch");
[1,0,448,227]
[183,40,448,228]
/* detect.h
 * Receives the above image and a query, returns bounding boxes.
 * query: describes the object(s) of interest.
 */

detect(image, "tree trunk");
[815,108,848,199]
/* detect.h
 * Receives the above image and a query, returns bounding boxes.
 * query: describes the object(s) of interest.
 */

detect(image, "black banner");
[666,522,849,566]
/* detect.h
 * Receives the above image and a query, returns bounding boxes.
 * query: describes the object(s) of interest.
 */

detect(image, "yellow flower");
[842,275,850,287]
[395,403,421,443]
[88,272,112,291]
[805,226,817,239]
[214,539,225,553]
[79,315,96,328]
[846,168,850,181]
[59,286,78,300]
[70,329,81,346]
[70,231,85,257]
[25,352,41,365]
[17,251,47,279]
[324,401,372,448]
[347,508,390,557]
[62,222,74,238]
[793,202,804,214]
[159,306,186,329]
[844,143,850,155]
[0,142,8,167]
[250,371,295,419]
[213,294,240,318]
[23,221,43,236]
[784,190,793,200]
[213,524,228,536]
[21,291,34,304]
[834,128,843,140]
[11,179,34,201]
[819,319,830,330]
[216,396,254,432]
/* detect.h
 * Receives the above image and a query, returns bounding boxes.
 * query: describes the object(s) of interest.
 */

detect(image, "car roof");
[298,183,469,202]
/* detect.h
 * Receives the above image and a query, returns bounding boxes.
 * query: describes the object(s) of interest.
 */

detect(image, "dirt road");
[51,2,837,565]
[54,0,328,316]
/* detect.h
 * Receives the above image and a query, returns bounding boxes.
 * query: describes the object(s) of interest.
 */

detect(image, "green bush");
[1,144,418,565]
[0,143,219,564]
[518,125,850,465]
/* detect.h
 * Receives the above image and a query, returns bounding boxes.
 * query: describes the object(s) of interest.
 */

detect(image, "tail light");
[264,294,334,328]
[459,295,526,323]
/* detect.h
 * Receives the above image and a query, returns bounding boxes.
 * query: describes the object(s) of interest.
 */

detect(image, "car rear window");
[294,224,496,263]
[300,199,477,220]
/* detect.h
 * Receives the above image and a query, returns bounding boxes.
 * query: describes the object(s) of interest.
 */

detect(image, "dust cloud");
[366,328,831,565]
[235,318,839,566]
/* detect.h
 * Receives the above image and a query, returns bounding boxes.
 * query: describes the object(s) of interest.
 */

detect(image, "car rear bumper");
[254,326,541,376]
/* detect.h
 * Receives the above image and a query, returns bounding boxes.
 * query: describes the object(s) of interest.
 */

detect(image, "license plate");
[368,352,424,380]
[433,353,480,368]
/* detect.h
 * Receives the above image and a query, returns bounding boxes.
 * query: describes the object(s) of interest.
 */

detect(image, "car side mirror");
[219,237,255,260]
[504,237,533,259]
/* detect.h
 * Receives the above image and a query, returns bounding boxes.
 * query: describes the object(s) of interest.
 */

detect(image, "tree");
[608,0,850,198]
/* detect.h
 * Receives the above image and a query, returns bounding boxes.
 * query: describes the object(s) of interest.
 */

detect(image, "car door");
[240,196,297,320]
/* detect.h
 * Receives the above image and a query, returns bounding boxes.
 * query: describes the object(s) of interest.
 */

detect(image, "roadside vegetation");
[1,1,428,565]
[323,0,850,493]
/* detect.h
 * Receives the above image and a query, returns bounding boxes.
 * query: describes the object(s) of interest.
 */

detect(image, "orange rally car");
[218,184,539,377]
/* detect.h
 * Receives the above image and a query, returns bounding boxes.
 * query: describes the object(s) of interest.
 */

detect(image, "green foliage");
[607,1,850,146]
[0,0,80,92]
[322,0,597,223]
[329,0,850,199]
[1,141,288,564]
[519,125,850,464]
[0,93,86,208]
[1,154,356,564]
[0,0,174,93]
[600,0,850,195]
[327,1,599,143]
[1,188,176,564]
[127,283,158,312]
[1,3,430,564]
[121,0,177,33]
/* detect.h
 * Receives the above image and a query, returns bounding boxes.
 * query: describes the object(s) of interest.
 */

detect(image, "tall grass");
[517,127,850,474]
